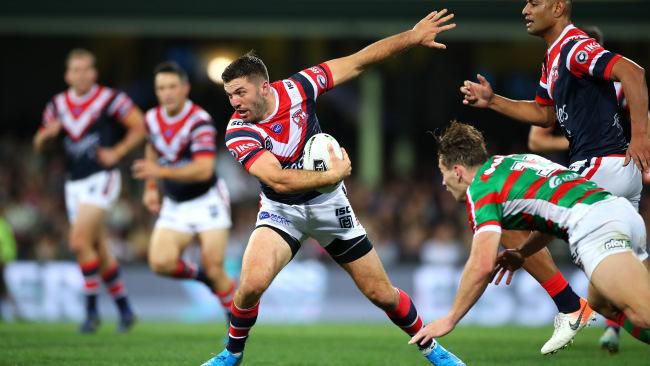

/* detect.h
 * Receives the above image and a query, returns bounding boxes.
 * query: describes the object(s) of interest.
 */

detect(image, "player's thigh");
[339,248,395,305]
[149,227,194,265]
[500,230,529,249]
[590,251,650,313]
[239,227,294,293]
[69,204,106,245]
[198,228,229,266]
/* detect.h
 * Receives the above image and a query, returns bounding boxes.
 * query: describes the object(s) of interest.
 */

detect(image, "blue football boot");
[200,349,242,366]
[422,340,465,366]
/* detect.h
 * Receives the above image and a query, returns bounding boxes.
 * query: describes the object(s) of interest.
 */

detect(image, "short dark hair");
[436,121,489,168]
[154,61,189,82]
[66,48,96,68]
[222,51,269,84]
[582,25,604,44]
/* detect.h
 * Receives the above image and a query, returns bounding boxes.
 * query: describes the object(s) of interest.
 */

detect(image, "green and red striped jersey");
[466,154,612,239]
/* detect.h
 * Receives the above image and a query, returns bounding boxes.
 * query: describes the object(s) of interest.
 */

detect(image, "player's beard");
[249,93,268,123]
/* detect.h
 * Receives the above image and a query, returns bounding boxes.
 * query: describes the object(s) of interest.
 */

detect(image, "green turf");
[0,322,648,366]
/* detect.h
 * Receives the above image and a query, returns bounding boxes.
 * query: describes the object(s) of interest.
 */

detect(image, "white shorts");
[570,155,642,209]
[155,179,232,234]
[568,197,648,279]
[256,185,369,262]
[64,169,121,222]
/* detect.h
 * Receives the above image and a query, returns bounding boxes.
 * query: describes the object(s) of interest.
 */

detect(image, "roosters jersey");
[225,63,334,204]
[144,100,217,202]
[42,85,134,180]
[466,154,612,240]
[535,24,627,164]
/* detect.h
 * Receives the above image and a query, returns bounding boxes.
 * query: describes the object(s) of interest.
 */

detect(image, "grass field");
[1,322,648,366]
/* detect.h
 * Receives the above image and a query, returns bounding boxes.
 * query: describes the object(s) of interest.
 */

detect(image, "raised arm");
[324,9,456,87]
[610,57,650,172]
[97,107,146,167]
[248,145,350,194]
[461,74,556,127]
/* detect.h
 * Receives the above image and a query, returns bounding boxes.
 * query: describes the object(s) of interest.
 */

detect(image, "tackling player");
[33,48,145,333]
[410,122,650,352]
[132,62,236,320]
[460,0,650,354]
[201,10,465,366]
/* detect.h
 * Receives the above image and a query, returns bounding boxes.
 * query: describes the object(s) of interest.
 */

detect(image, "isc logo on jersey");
[303,133,343,193]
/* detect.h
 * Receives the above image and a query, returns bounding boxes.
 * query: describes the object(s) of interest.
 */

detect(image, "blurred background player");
[202,9,464,366]
[410,121,650,353]
[32,48,145,333]
[131,62,235,322]
[526,25,647,352]
[460,0,650,354]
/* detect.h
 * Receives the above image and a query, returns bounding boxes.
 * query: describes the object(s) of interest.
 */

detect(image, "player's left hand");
[409,316,456,346]
[491,248,525,285]
[97,147,123,167]
[412,9,456,49]
[132,159,162,180]
[624,136,650,173]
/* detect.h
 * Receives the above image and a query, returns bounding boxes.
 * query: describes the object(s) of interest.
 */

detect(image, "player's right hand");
[328,144,352,182]
[460,74,494,108]
[143,188,161,214]
[491,248,525,285]
[412,9,456,49]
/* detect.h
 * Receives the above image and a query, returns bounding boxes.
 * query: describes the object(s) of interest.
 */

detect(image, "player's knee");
[68,229,91,254]
[148,255,176,275]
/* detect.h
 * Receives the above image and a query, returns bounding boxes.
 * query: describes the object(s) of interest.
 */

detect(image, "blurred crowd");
[3,134,650,269]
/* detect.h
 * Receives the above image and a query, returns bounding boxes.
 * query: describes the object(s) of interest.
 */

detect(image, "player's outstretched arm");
[461,74,556,127]
[410,231,500,345]
[249,145,350,194]
[324,9,456,87]
[33,119,62,152]
[611,58,650,172]
[97,107,146,167]
[132,153,215,183]
[138,144,161,214]
[528,126,569,153]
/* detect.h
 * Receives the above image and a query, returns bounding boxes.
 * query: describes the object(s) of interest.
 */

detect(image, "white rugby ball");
[303,133,343,193]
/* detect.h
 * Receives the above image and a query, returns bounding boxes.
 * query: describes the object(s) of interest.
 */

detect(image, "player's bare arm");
[461,74,555,127]
[138,144,161,214]
[97,107,146,167]
[33,119,62,152]
[248,145,350,194]
[610,58,650,172]
[325,9,456,87]
[528,126,569,152]
[410,231,501,345]
[132,153,215,183]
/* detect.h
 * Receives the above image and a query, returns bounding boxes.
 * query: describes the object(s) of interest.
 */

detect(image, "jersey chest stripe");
[499,170,524,202]
[549,179,583,204]
[474,192,499,210]
[523,177,546,199]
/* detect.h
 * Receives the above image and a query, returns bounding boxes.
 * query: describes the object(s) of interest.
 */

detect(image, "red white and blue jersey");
[536,24,627,164]
[225,63,334,204]
[42,84,134,180]
[145,100,217,202]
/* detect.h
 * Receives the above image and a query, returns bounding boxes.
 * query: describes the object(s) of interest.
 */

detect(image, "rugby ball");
[303,133,343,193]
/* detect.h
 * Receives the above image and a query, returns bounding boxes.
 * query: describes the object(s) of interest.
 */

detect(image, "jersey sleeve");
[565,38,622,80]
[190,119,217,159]
[289,63,334,102]
[535,61,553,106]
[107,91,136,122]
[224,118,266,171]
[466,183,503,236]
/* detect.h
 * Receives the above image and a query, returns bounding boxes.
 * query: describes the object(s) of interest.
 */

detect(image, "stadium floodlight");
[207,56,234,84]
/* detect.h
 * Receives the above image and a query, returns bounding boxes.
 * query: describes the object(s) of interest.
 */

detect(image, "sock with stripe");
[79,258,101,319]
[385,288,432,350]
[615,313,650,344]
[226,302,259,354]
[605,319,621,334]
[541,271,581,314]
[172,260,214,289]
[216,279,236,312]
[102,263,133,317]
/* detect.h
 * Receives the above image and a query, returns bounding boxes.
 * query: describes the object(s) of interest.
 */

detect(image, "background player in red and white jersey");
[131,62,235,321]
[33,48,145,333]
[460,0,650,354]
[201,10,465,366]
